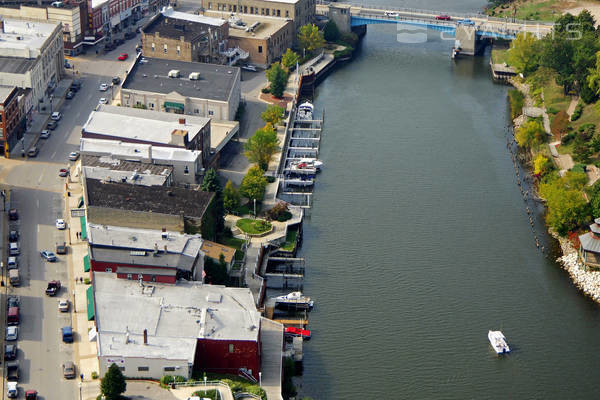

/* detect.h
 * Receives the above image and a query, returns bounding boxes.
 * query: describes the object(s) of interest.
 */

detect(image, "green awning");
[80,216,87,240]
[164,101,184,110]
[86,286,95,321]
[77,196,84,208]
[83,254,90,272]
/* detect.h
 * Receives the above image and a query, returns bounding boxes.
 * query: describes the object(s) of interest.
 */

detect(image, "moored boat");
[488,330,510,354]
[296,102,314,120]
[275,291,314,310]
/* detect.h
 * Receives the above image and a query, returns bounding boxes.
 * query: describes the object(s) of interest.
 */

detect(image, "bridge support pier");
[328,4,352,33]
[455,25,485,56]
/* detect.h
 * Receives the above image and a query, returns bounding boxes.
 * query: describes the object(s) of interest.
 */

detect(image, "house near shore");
[578,218,600,268]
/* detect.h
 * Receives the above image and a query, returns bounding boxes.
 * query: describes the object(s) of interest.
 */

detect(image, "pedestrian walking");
[80,277,83,284]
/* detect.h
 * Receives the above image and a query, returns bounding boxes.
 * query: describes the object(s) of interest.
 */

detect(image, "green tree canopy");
[507,32,540,75]
[265,62,288,98]
[515,119,545,148]
[589,180,600,218]
[281,48,299,71]
[244,126,280,171]
[101,364,127,400]
[298,23,325,55]
[540,171,591,235]
[533,154,552,176]
[204,255,229,285]
[223,180,240,212]
[240,165,268,201]
[261,104,285,126]
[201,168,222,193]
[323,20,340,42]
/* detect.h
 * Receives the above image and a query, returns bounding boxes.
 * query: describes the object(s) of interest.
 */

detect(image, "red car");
[25,390,38,400]
[285,326,311,340]
[435,15,451,21]
[118,53,128,61]
[59,168,69,177]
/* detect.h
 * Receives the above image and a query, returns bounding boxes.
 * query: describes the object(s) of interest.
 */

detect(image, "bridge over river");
[317,2,554,55]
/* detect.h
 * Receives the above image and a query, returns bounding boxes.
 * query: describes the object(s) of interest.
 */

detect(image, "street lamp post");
[259,372,262,387]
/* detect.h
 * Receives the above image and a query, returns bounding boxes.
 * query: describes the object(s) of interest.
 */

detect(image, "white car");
[68,151,80,161]
[6,326,18,341]
[40,130,51,139]
[55,219,66,230]
[99,83,109,91]
[58,299,70,312]
[99,98,108,105]
[7,382,17,398]
[51,111,61,121]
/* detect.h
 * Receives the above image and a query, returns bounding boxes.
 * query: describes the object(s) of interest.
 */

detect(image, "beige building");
[0,4,84,56]
[204,11,293,67]
[201,0,315,31]
[0,19,64,105]
[142,7,230,64]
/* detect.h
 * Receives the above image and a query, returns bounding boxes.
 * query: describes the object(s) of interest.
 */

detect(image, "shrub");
[267,202,292,222]
[578,123,596,141]
[546,106,559,114]
[261,87,270,94]
[160,375,174,386]
[572,163,587,173]
[508,89,524,119]
[84,278,91,285]
[92,371,99,380]
[571,102,584,121]
[333,46,353,59]
[551,111,570,138]
[323,20,340,42]
[338,32,358,47]
[562,132,576,144]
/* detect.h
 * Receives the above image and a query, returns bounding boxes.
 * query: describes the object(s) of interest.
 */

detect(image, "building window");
[176,45,180,56]
[258,46,263,53]
[126,273,132,279]
[208,110,214,115]
[164,367,176,372]
[151,275,157,282]
[233,5,236,12]
[163,44,168,53]
[285,10,289,17]
[194,109,199,114]
[261,8,264,15]
[265,8,269,15]
[208,2,211,8]
[228,344,234,353]
[184,166,189,174]
[277,9,280,16]
[151,43,155,52]
[105,268,112,272]
[138,366,149,371]
[244,5,247,13]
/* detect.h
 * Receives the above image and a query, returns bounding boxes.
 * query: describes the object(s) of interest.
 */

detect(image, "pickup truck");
[7,362,19,382]
[45,280,61,296]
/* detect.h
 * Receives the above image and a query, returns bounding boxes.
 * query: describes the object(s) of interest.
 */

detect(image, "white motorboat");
[488,330,510,354]
[275,291,314,310]
[296,102,314,120]
[298,158,323,171]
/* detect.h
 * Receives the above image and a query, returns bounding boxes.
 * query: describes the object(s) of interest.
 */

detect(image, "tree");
[265,62,288,98]
[551,111,570,138]
[261,104,285,126]
[203,255,229,285]
[223,180,240,212]
[244,126,280,171]
[297,23,325,55]
[101,364,127,400]
[281,48,299,71]
[533,154,552,176]
[507,32,540,75]
[201,168,222,193]
[240,165,268,201]
[515,119,545,148]
[589,180,600,217]
[323,20,340,42]
[540,171,591,235]
[573,137,592,163]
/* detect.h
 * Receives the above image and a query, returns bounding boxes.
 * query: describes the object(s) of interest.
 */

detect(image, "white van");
[168,70,181,78]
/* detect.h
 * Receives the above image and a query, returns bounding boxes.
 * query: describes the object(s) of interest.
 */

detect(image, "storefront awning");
[80,216,87,240]
[86,286,95,321]
[83,254,90,273]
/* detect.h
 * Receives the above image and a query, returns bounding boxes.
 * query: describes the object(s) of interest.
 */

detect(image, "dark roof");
[142,13,212,41]
[0,56,37,74]
[85,177,215,219]
[122,57,239,102]
[82,154,174,176]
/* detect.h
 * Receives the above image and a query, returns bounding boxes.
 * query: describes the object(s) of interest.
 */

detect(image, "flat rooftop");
[201,240,236,264]
[0,19,58,55]
[85,177,215,219]
[0,85,15,103]
[204,11,291,40]
[122,57,239,102]
[143,7,226,41]
[0,56,37,74]
[80,138,202,163]
[82,105,210,146]
[95,272,261,361]
[82,155,174,186]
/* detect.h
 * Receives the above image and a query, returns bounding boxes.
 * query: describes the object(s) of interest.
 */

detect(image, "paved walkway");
[171,384,234,400]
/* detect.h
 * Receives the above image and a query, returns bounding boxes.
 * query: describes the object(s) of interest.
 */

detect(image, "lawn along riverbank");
[502,61,600,305]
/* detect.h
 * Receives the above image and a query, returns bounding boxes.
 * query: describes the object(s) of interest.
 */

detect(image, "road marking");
[38,173,43,185]
[37,199,39,208]
[37,225,40,233]
[51,151,57,159]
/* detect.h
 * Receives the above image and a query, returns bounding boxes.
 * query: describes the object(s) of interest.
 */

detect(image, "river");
[295,0,600,398]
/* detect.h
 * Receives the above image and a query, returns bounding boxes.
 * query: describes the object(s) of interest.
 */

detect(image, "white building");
[93,272,262,380]
[0,19,64,104]
[80,138,203,185]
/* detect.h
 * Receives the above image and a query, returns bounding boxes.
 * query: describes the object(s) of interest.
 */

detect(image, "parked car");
[46,280,61,296]
[68,151,80,161]
[8,230,18,242]
[58,168,68,177]
[62,361,76,378]
[47,120,57,130]
[25,390,37,400]
[4,344,17,360]
[124,31,136,40]
[40,130,51,139]
[116,38,125,46]
[6,361,19,381]
[51,112,61,121]
[6,326,18,341]
[40,251,57,262]
[65,90,75,99]
[70,80,82,91]
[58,299,70,312]
[27,147,39,157]
[118,52,128,61]
[56,242,67,254]
[99,83,109,91]
[7,296,19,309]
[111,76,121,85]
[7,257,17,270]
[7,382,17,398]
[56,219,66,229]
[61,326,73,342]
[99,98,108,105]
[8,208,18,220]
[9,242,19,256]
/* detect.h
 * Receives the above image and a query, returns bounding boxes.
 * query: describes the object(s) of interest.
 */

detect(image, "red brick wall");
[116,272,175,283]
[91,259,176,274]
[194,338,260,380]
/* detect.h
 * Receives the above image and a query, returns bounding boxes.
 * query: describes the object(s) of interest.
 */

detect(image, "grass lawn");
[489,0,562,21]
[236,201,263,217]
[219,236,246,251]
[192,373,266,399]
[543,81,570,114]
[236,218,272,235]
[192,389,219,400]
[571,104,600,131]
[280,228,298,252]
[491,48,509,65]
[556,141,574,155]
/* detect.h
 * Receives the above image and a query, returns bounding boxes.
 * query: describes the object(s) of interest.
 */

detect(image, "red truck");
[45,281,61,296]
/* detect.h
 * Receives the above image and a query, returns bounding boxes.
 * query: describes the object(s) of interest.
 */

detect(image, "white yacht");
[298,158,323,171]
[296,102,314,120]
[488,330,510,354]
[274,291,314,310]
